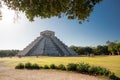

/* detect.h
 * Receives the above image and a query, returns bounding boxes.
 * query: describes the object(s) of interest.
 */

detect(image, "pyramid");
[17,30,77,56]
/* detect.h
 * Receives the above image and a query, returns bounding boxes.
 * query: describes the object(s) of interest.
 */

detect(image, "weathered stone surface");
[17,30,77,56]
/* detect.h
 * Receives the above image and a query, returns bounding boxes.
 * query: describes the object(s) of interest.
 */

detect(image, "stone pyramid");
[17,30,77,56]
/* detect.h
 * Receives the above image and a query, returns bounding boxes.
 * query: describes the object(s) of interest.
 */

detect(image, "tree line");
[70,41,120,56]
[0,41,119,57]
[0,50,19,57]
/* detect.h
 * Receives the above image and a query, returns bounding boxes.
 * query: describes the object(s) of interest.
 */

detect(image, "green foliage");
[32,63,40,69]
[89,66,98,74]
[115,42,120,55]
[70,46,93,55]
[77,62,90,73]
[43,65,49,69]
[58,64,66,70]
[67,63,78,71]
[83,47,93,55]
[50,64,57,69]
[109,73,120,80]
[70,46,80,54]
[2,0,102,23]
[15,63,24,69]
[70,41,120,55]
[25,62,32,69]
[106,41,117,55]
[15,62,120,79]
[0,50,19,57]
[15,62,42,69]
[106,41,120,55]
[94,45,109,55]
[89,66,111,76]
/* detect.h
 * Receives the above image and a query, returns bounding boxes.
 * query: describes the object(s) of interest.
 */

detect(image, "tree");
[115,42,120,55]
[106,41,117,55]
[83,47,93,55]
[70,41,120,56]
[1,0,102,23]
[0,50,19,57]
[70,46,93,55]
[69,45,80,54]
[93,45,109,55]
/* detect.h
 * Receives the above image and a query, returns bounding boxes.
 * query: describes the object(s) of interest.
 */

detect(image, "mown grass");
[0,56,120,77]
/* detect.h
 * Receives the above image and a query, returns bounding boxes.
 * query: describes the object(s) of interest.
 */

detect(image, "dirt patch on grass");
[0,65,101,80]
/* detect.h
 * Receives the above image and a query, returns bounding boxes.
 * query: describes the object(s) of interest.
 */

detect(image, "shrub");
[89,66,98,75]
[109,73,120,80]
[32,63,40,69]
[43,65,50,69]
[50,64,57,69]
[97,67,105,75]
[15,63,24,69]
[89,66,111,76]
[58,64,66,70]
[25,62,32,69]
[15,62,119,80]
[67,63,78,71]
[77,62,90,73]
[98,67,111,76]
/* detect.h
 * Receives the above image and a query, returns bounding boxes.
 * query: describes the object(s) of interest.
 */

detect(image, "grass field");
[0,55,120,77]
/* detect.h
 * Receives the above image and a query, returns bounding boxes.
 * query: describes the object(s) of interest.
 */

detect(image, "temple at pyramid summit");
[17,30,77,56]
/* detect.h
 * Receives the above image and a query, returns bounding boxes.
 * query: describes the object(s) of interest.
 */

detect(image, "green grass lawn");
[0,55,120,77]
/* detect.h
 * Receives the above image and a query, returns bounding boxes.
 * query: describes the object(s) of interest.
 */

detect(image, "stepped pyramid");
[17,30,77,56]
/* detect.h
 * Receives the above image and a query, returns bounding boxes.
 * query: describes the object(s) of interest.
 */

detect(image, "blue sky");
[0,0,120,50]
